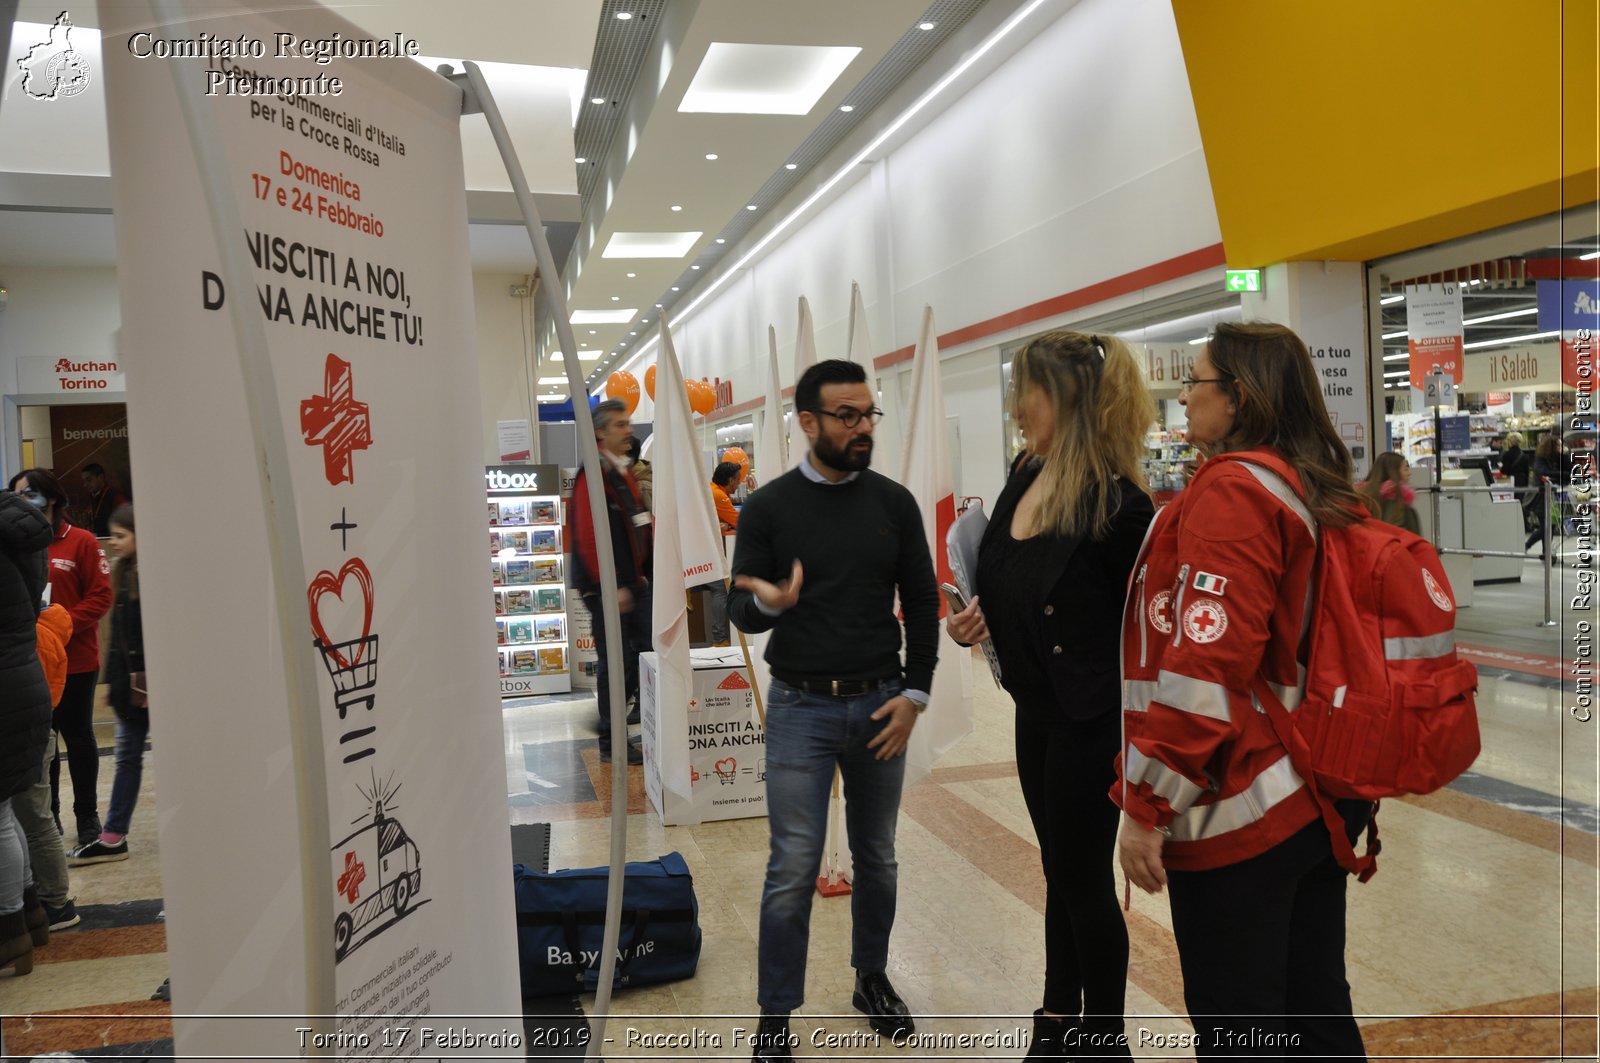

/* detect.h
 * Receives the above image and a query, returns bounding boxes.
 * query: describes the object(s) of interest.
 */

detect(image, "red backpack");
[1225,452,1481,882]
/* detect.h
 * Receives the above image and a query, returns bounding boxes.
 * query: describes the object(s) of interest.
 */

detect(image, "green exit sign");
[1225,269,1262,293]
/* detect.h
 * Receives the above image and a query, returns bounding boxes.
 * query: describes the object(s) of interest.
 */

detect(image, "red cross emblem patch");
[1181,597,1228,644]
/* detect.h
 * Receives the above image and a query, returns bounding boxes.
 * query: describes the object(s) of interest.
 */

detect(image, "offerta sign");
[1406,283,1465,390]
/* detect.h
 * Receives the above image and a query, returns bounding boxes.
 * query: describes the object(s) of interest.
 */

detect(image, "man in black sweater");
[728,359,939,1061]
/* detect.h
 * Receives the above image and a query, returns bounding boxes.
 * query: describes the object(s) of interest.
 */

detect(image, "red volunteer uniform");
[1112,453,1321,871]
[48,520,112,673]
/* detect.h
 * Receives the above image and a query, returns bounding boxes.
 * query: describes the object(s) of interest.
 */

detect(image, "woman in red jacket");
[7,470,112,848]
[1113,323,1372,1061]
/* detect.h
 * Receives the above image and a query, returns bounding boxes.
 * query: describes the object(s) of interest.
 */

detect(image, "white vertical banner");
[758,324,787,485]
[651,316,725,810]
[845,281,873,368]
[899,306,973,785]
[788,295,818,470]
[99,1,520,1055]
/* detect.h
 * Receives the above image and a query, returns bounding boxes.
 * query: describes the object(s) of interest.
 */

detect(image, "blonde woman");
[948,331,1154,1059]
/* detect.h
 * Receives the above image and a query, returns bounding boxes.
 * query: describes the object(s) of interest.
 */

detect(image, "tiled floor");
[4,554,1597,1060]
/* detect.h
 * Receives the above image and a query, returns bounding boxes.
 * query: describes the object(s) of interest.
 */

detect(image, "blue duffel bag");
[513,851,702,995]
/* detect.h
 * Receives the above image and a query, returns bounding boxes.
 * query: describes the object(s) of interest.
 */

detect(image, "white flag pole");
[458,61,631,1051]
[148,0,334,1042]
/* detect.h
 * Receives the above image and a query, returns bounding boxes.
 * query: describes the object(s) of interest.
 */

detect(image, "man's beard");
[813,432,873,472]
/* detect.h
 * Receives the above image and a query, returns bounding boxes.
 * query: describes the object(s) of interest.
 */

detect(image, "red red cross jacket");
[1111,449,1321,871]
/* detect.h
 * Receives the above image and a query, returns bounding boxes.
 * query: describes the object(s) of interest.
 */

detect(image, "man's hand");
[945,595,989,646]
[866,695,918,760]
[617,587,634,614]
[1118,818,1168,895]
[733,559,803,612]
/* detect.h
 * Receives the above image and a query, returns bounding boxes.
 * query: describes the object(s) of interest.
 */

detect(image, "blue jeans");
[757,680,906,1013]
[0,798,30,915]
[104,706,151,836]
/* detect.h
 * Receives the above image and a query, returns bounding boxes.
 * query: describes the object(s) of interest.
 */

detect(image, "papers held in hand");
[945,502,1003,689]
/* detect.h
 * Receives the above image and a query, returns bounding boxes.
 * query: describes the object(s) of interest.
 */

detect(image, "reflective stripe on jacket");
[1112,451,1320,871]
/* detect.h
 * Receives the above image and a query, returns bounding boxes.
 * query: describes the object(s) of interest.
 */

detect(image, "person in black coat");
[948,331,1155,1059]
[0,487,56,975]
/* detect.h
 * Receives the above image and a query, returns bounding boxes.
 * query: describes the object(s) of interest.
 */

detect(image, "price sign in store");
[1225,269,1262,293]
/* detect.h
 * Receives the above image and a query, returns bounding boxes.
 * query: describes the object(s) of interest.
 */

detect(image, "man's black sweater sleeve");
[897,490,940,693]
[727,486,779,635]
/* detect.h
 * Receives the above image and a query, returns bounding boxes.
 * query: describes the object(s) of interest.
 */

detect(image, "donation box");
[640,649,768,826]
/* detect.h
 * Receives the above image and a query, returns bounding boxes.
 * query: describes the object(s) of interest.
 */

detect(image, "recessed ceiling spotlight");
[589,329,597,335]
[670,205,683,212]
[655,303,663,308]
[671,286,680,291]
[575,156,587,164]
[590,96,606,105]
[705,153,719,160]
[626,272,637,278]
[784,163,797,170]
[918,21,935,30]
[839,104,854,112]
[691,265,701,270]
[610,295,620,301]
[630,331,637,336]
[615,10,633,19]
[715,238,726,244]
[746,204,758,211]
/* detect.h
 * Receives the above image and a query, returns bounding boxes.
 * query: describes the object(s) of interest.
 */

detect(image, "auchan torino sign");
[483,463,559,494]
[18,356,127,393]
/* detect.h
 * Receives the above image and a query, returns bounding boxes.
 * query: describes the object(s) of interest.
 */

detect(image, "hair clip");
[1091,335,1106,360]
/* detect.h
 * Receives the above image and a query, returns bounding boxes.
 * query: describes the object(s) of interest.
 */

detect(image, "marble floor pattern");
[3,560,1597,1060]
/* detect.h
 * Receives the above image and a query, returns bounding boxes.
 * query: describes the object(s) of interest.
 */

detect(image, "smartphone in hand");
[939,582,969,614]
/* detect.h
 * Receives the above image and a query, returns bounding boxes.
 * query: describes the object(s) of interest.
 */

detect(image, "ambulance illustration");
[330,803,422,962]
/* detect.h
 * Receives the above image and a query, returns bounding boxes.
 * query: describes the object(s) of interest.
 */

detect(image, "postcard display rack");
[487,464,571,697]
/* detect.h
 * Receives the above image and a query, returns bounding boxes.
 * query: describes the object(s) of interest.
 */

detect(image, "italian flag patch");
[1192,571,1228,595]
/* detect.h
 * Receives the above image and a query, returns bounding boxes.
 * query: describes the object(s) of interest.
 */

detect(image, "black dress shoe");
[852,970,914,1038]
[751,1013,794,1061]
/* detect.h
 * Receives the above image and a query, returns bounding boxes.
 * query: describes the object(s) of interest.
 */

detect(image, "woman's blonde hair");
[1504,431,1524,449]
[1009,330,1154,538]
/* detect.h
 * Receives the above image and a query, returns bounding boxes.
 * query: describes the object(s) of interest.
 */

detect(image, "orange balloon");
[688,378,717,416]
[720,446,750,482]
[606,371,640,415]
[644,364,657,400]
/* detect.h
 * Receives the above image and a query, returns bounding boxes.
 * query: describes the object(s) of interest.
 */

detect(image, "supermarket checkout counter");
[1414,468,1525,592]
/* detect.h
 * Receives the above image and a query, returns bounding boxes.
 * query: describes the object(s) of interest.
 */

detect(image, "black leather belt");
[774,676,898,697]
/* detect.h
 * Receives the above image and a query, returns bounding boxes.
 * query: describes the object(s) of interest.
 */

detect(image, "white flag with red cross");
[900,304,972,785]
[651,315,725,808]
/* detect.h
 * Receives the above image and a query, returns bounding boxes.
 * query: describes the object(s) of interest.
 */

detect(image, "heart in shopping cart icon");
[307,558,375,668]
[714,757,737,780]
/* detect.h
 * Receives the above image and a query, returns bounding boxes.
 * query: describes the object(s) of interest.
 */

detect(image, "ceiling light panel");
[571,309,640,324]
[678,43,862,115]
[602,231,703,258]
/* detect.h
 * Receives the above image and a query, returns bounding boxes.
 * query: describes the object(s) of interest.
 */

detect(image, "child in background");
[1358,451,1421,534]
[71,507,144,865]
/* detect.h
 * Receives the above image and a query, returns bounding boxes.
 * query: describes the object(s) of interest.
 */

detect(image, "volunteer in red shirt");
[8,470,112,847]
[1112,323,1373,1060]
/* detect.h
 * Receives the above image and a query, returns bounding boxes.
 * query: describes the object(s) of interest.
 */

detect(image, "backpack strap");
[1252,677,1379,882]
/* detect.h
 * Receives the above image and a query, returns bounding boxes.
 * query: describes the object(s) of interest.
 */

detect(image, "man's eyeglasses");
[812,406,884,429]
[1180,376,1232,393]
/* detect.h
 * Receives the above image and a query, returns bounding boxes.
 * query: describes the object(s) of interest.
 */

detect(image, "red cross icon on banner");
[336,851,366,903]
[300,354,373,486]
